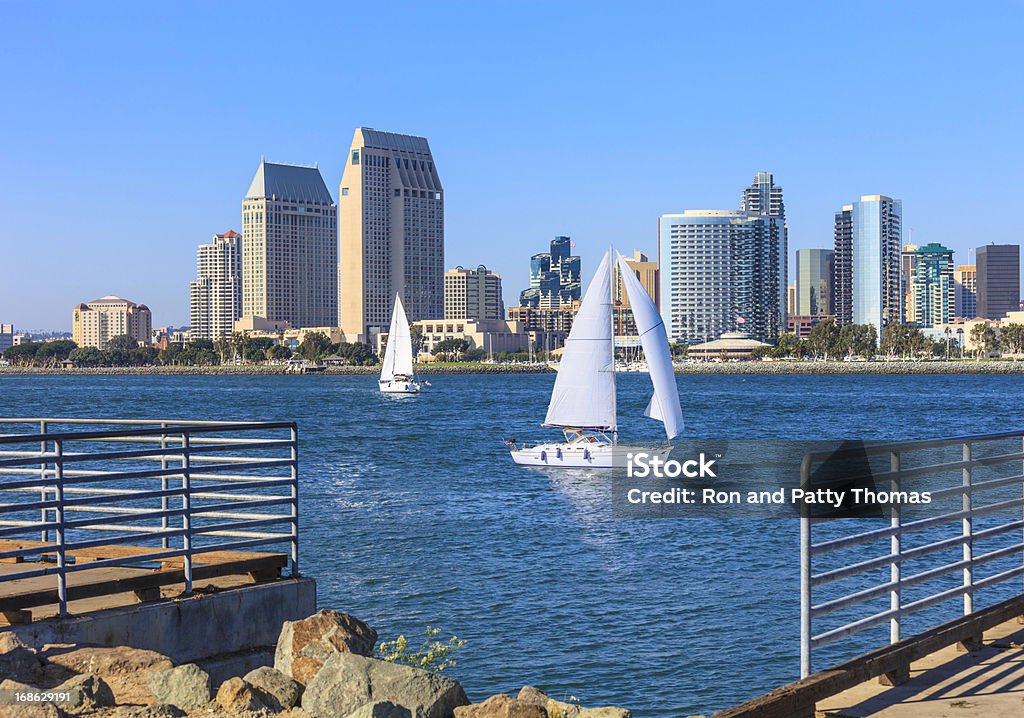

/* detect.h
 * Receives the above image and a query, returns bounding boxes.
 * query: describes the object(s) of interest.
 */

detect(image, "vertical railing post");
[181,431,192,594]
[54,438,67,617]
[39,420,48,543]
[160,422,169,549]
[799,457,811,678]
[890,450,902,644]
[963,441,973,615]
[289,424,299,577]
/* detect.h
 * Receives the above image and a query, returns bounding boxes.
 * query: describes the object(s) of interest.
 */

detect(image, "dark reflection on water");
[1,372,1022,716]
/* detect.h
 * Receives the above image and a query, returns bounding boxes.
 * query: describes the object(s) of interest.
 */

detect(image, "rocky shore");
[0,610,641,718]
[3,359,1024,376]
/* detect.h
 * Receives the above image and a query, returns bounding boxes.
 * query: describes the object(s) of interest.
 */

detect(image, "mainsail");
[616,253,684,439]
[543,249,617,431]
[380,293,414,383]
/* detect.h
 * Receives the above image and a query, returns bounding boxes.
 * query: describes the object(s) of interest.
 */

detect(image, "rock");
[454,695,546,718]
[54,672,115,710]
[99,707,186,718]
[216,677,270,713]
[345,701,412,718]
[0,704,66,718]
[147,664,211,710]
[301,653,468,718]
[515,687,630,718]
[0,641,45,685]
[276,610,378,686]
[41,644,173,705]
[244,665,303,709]
[0,632,32,654]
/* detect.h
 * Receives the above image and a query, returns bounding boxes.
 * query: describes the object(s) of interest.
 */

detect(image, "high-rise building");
[908,243,954,328]
[955,265,978,318]
[740,171,788,334]
[0,324,14,353]
[189,231,242,341]
[976,244,1020,320]
[796,249,834,316]
[900,243,918,324]
[242,160,337,328]
[444,265,504,321]
[659,210,784,343]
[832,195,902,337]
[787,282,797,317]
[519,236,582,310]
[740,171,785,218]
[72,296,152,349]
[613,250,659,335]
[338,128,444,343]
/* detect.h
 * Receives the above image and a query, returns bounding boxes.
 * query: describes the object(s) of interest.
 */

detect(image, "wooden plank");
[711,593,1024,718]
[0,551,287,612]
[0,609,31,625]
[0,539,282,565]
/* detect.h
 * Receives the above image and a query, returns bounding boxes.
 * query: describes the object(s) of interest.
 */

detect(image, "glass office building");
[796,249,834,316]
[909,243,955,328]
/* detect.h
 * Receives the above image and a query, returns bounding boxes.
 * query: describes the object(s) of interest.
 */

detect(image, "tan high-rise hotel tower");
[338,128,444,342]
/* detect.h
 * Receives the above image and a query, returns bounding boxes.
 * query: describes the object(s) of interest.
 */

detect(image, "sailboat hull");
[510,443,670,468]
[380,379,421,394]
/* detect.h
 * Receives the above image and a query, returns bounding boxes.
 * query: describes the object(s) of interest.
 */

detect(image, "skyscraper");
[795,249,834,316]
[444,266,504,321]
[189,231,241,341]
[976,244,1020,320]
[658,172,787,344]
[832,195,902,337]
[900,243,918,324]
[659,210,783,343]
[338,128,444,343]
[908,243,954,328]
[519,236,582,309]
[613,250,659,335]
[241,160,337,328]
[954,265,977,318]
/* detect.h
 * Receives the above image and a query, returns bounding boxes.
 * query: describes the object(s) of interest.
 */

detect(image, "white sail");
[380,293,414,383]
[617,254,684,439]
[544,249,616,431]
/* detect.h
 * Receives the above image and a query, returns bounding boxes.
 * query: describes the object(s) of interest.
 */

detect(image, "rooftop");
[357,127,432,154]
[245,160,334,204]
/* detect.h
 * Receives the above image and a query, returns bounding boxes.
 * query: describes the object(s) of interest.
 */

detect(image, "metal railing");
[800,430,1024,677]
[0,417,299,616]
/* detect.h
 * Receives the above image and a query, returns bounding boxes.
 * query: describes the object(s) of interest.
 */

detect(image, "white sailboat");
[507,248,683,468]
[379,293,422,394]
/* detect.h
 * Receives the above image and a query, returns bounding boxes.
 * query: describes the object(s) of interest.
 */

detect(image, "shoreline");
[3,360,1024,375]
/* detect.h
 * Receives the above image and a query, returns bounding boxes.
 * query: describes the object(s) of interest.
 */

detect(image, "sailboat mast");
[609,244,617,444]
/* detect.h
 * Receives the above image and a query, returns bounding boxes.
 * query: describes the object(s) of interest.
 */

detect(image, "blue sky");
[2,1,1022,331]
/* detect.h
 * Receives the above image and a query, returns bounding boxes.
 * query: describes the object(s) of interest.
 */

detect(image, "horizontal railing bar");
[190,496,295,514]
[0,421,297,444]
[803,430,1024,464]
[927,472,1024,500]
[812,606,898,648]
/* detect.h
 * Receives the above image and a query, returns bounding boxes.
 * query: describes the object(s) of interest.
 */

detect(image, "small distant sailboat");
[379,294,422,394]
[507,248,683,468]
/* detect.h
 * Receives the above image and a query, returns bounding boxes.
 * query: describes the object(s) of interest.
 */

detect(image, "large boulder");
[0,634,45,685]
[41,644,173,704]
[301,653,468,718]
[215,677,271,713]
[53,672,116,710]
[275,610,378,685]
[147,664,211,710]
[516,687,630,718]
[244,665,303,709]
[454,695,546,718]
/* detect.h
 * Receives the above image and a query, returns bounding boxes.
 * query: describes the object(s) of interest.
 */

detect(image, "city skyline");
[3,2,1024,330]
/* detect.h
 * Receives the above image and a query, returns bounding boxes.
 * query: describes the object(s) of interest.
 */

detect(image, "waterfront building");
[239,325,347,352]
[72,296,152,349]
[955,265,977,318]
[976,244,1020,319]
[613,250,659,335]
[0,324,13,353]
[378,318,529,358]
[908,243,955,329]
[444,265,504,321]
[787,315,827,339]
[687,331,771,361]
[901,243,918,324]
[338,128,444,343]
[832,195,902,337]
[242,160,337,329]
[189,231,241,341]
[519,236,582,310]
[796,249,834,317]
[658,209,786,344]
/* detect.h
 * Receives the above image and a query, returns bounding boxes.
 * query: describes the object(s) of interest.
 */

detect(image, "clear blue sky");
[2,1,1022,331]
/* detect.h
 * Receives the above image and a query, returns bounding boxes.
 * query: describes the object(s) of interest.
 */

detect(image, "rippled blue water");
[1,372,1022,715]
